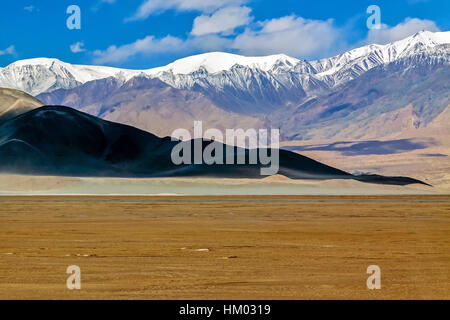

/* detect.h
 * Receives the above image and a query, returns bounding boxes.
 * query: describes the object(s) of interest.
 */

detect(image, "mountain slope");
[0,105,425,185]
[279,54,450,141]
[37,76,266,138]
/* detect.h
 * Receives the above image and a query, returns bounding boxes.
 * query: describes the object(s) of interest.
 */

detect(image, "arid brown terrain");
[0,195,449,300]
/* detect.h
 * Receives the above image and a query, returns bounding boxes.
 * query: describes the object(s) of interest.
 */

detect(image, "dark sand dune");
[0,106,426,186]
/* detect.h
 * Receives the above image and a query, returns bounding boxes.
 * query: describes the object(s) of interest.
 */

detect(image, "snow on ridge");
[0,57,144,95]
[431,30,450,44]
[312,30,450,77]
[6,57,63,68]
[0,31,448,95]
[145,52,300,75]
[2,52,300,77]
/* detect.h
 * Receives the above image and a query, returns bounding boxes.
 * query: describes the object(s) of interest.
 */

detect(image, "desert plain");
[0,194,449,300]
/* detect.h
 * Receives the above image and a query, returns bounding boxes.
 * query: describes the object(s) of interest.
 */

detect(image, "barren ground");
[0,195,449,300]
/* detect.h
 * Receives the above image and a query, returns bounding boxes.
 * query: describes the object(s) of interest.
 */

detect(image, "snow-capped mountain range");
[1,31,449,98]
[1,31,449,142]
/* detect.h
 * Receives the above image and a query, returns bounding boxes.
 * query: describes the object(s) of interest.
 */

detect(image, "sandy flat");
[0,195,448,299]
[0,174,442,196]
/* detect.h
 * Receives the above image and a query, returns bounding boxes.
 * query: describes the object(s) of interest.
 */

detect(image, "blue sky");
[0,0,448,69]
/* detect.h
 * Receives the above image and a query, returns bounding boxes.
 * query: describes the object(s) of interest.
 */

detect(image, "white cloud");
[94,3,443,67]
[91,0,117,12]
[91,34,233,64]
[367,18,440,45]
[128,0,245,21]
[0,46,16,56]
[70,42,86,53]
[232,15,342,58]
[24,5,35,12]
[191,6,252,36]
[92,13,346,65]
[187,34,233,52]
[92,36,186,64]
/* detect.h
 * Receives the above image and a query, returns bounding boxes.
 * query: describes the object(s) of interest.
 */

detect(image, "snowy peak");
[146,52,301,75]
[0,58,142,95]
[312,30,450,77]
[6,57,64,68]
[403,30,450,46]
[378,30,450,60]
